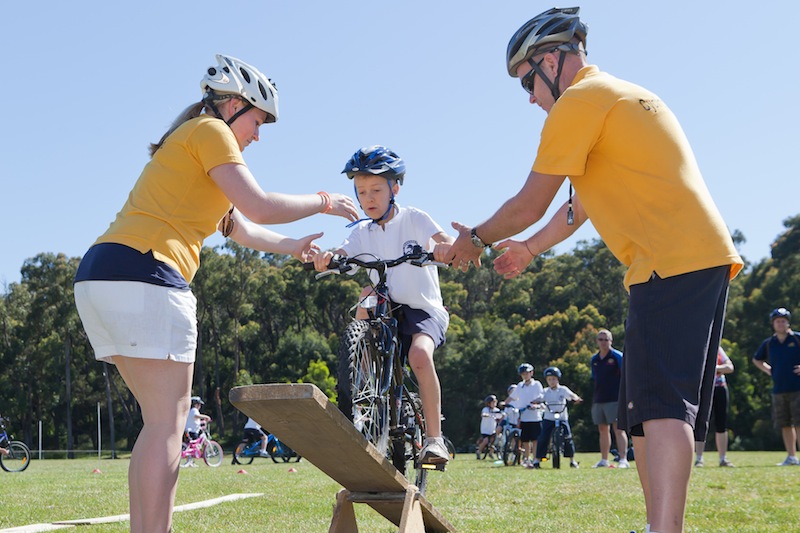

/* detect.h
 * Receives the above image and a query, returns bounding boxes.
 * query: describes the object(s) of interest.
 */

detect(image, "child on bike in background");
[184,396,211,441]
[507,363,544,467]
[243,417,270,458]
[312,145,454,464]
[530,366,582,469]
[476,394,504,458]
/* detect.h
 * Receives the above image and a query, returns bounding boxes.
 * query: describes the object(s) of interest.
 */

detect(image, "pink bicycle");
[180,422,223,467]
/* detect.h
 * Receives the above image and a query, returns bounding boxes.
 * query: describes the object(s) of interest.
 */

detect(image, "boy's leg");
[407,333,441,437]
[598,422,611,461]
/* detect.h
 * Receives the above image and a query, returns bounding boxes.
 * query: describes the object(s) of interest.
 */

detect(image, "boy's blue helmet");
[342,145,405,185]
[484,394,498,404]
[543,366,562,379]
[517,363,534,374]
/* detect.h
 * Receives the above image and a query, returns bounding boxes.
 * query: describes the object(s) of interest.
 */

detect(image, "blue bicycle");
[233,432,301,465]
[0,418,31,473]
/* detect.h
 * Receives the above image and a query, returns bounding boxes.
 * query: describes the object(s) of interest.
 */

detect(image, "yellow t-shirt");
[533,65,743,289]
[95,116,245,282]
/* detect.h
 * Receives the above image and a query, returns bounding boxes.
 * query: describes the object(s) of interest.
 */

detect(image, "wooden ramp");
[229,383,455,532]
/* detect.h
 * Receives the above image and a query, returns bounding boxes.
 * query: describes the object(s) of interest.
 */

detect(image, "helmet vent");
[239,68,251,83]
[257,81,268,101]
[207,68,217,76]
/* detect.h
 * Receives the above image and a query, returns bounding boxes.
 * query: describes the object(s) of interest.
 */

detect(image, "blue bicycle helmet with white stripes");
[342,145,405,185]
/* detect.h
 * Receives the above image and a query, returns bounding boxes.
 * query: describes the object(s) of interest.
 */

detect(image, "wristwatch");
[470,227,491,249]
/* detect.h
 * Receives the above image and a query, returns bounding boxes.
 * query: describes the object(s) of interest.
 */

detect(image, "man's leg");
[641,419,694,533]
[613,420,629,462]
[782,426,798,457]
[598,423,611,461]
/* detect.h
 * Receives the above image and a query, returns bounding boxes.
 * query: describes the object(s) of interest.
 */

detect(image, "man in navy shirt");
[753,307,800,466]
[591,329,629,468]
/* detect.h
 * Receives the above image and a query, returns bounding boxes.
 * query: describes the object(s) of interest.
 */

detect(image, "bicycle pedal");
[417,462,446,472]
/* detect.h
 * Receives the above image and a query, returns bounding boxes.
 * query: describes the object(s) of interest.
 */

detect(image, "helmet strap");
[226,101,254,127]
[527,50,567,102]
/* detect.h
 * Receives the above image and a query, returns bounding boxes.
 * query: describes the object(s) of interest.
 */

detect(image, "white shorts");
[74,280,197,364]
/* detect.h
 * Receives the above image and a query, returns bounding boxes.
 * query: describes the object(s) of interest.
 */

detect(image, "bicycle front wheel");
[234,442,254,465]
[203,440,224,467]
[503,433,520,466]
[337,320,390,456]
[0,441,31,472]
[551,425,562,469]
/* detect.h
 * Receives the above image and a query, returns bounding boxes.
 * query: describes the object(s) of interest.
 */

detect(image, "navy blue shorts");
[520,421,542,443]
[396,304,446,352]
[618,266,731,442]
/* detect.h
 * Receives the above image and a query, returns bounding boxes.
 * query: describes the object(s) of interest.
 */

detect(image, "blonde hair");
[597,329,612,341]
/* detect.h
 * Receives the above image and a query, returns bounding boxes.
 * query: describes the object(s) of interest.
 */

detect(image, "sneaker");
[526,461,541,469]
[694,458,704,467]
[719,459,735,467]
[778,455,800,466]
[592,459,609,468]
[476,450,481,460]
[258,450,270,458]
[420,437,449,465]
[618,459,630,469]
[570,461,579,468]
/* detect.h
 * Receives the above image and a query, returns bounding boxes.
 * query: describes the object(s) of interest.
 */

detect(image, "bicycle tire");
[234,442,254,465]
[503,433,521,466]
[337,320,390,456]
[552,424,562,469]
[0,441,31,472]
[203,440,224,467]
[443,435,456,459]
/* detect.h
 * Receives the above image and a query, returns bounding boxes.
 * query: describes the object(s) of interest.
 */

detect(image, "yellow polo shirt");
[533,66,743,289]
[95,116,244,282]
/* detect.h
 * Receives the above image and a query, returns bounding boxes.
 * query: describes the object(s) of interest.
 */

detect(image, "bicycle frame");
[307,246,446,493]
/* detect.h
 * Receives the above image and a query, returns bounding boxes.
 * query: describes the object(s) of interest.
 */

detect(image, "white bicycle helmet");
[201,54,278,124]
[506,7,587,77]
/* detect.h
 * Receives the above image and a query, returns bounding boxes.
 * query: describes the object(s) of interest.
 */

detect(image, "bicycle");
[306,246,447,494]
[233,432,301,465]
[0,418,31,473]
[501,405,536,466]
[537,401,575,469]
[180,422,223,467]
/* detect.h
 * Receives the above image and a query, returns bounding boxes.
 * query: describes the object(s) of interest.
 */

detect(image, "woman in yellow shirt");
[74,54,358,533]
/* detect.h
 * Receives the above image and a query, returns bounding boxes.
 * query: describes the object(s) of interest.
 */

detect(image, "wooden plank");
[229,383,454,532]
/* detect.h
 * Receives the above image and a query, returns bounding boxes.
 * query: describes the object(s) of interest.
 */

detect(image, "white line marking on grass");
[1,493,265,532]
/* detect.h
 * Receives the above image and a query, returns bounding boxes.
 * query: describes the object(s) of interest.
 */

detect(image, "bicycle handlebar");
[303,245,447,280]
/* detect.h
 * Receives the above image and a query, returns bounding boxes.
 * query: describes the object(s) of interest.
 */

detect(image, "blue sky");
[2,1,797,286]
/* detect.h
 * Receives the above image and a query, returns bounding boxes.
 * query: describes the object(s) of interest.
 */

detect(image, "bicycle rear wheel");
[337,320,390,456]
[0,441,31,472]
[203,440,224,467]
[391,393,428,495]
[443,435,456,459]
[234,442,254,465]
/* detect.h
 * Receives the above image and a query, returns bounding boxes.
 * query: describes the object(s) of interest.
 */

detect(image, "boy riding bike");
[530,366,582,469]
[312,145,454,464]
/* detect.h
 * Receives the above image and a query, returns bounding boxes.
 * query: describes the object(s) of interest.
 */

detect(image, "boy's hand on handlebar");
[312,250,337,272]
[432,241,453,263]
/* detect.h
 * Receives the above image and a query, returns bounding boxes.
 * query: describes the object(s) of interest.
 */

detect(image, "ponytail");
[148,101,205,157]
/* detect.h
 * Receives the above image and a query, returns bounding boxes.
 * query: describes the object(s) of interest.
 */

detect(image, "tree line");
[1,214,798,455]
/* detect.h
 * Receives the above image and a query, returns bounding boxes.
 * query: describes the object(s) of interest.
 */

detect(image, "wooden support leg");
[398,486,425,533]
[329,489,358,533]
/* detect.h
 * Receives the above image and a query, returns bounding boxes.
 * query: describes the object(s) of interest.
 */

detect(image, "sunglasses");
[221,207,235,237]
[520,67,537,95]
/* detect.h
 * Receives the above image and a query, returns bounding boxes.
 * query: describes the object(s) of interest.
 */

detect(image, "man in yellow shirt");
[447,8,742,533]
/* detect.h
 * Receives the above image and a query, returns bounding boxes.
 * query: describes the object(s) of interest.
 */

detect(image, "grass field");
[1,451,799,532]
